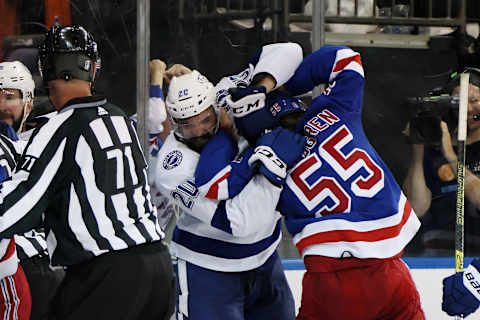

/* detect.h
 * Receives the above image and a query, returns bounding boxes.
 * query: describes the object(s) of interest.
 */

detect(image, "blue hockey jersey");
[280,46,420,259]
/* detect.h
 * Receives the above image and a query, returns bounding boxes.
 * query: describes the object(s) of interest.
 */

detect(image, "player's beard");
[184,129,216,153]
[176,115,220,153]
[179,121,219,153]
[0,110,21,131]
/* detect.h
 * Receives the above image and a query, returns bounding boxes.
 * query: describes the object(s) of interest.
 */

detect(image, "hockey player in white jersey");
[130,59,179,230]
[155,43,305,320]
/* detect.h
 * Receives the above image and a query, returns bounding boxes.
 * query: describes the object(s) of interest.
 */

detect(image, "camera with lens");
[407,88,459,145]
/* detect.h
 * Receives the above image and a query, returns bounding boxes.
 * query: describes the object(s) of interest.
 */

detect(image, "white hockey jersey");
[155,42,304,272]
[155,132,284,272]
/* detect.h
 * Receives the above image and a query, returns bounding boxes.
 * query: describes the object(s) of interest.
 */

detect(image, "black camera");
[407,91,459,145]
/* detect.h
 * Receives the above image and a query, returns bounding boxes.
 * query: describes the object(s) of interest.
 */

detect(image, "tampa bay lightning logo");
[163,150,183,170]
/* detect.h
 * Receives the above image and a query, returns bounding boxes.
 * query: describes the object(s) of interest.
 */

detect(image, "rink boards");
[282,258,480,319]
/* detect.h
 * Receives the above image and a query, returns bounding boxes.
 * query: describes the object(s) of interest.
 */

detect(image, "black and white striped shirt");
[0,133,48,259]
[0,95,164,266]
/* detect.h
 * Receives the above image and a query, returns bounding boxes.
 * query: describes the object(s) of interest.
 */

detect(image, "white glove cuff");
[225,92,266,118]
[463,263,480,302]
[248,146,286,179]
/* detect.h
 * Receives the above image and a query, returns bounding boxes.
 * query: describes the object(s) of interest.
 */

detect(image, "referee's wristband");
[149,85,164,100]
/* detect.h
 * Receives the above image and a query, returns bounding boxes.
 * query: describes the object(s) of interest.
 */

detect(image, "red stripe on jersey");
[296,200,413,254]
[205,171,230,199]
[333,54,362,73]
[0,238,16,263]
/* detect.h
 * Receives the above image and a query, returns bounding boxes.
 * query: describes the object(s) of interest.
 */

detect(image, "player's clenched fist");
[165,64,192,84]
[149,59,166,86]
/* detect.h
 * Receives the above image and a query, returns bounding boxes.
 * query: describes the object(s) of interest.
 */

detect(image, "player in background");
[199,44,424,319]
[130,59,180,230]
[154,42,305,320]
[132,61,204,233]
[0,61,62,320]
[0,127,31,319]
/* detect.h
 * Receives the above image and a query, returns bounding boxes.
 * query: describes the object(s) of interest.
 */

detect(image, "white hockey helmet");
[0,61,35,132]
[0,61,35,105]
[166,70,216,120]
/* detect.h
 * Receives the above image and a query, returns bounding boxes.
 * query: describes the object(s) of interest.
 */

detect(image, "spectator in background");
[403,68,480,256]
[0,60,62,320]
[439,69,480,317]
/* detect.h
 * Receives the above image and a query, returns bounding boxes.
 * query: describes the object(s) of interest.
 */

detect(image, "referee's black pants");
[52,241,175,320]
[20,254,64,320]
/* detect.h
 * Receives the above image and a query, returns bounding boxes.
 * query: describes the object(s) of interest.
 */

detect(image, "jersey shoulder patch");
[163,150,183,170]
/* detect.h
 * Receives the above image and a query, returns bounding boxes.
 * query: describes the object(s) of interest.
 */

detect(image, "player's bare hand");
[150,59,167,86]
[165,64,192,84]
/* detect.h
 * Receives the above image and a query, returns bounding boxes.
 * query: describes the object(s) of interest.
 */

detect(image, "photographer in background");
[403,68,480,256]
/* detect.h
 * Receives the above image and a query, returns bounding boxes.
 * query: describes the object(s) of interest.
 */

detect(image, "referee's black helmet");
[38,25,100,84]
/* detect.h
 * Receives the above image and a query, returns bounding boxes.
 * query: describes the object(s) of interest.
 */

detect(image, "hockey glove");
[248,127,306,186]
[215,66,253,109]
[248,145,287,187]
[225,86,267,118]
[442,259,480,318]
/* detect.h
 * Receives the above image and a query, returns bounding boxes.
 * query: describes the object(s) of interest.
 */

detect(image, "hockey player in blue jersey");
[197,44,426,319]
[154,43,306,320]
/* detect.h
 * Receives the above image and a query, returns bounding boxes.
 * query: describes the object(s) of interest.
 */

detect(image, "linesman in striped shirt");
[0,25,175,320]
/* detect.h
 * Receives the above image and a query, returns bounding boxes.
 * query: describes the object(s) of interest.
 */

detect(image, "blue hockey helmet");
[266,91,306,131]
[234,91,305,144]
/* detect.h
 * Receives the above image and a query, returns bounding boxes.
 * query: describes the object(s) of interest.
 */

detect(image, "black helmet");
[38,25,100,83]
